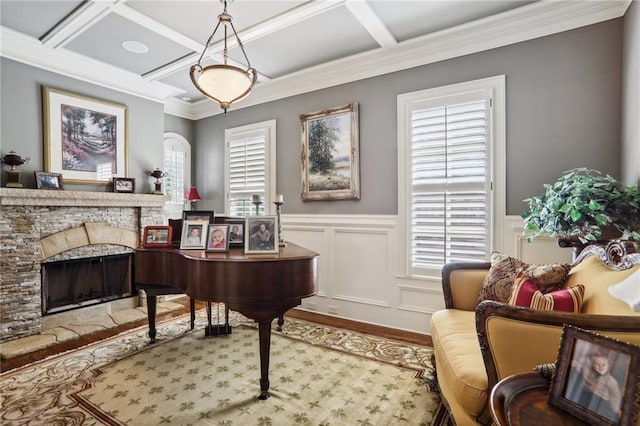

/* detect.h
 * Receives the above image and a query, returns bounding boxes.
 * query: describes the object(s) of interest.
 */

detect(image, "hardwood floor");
[1,297,432,373]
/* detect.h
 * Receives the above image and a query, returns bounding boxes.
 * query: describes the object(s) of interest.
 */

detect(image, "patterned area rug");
[1,310,439,425]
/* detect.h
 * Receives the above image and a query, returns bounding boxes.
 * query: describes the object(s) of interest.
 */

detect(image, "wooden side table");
[490,372,588,425]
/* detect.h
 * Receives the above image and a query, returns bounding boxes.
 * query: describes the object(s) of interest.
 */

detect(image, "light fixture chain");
[229,20,252,68]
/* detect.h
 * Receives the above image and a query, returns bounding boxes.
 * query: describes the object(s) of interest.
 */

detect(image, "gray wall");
[164,114,196,145]
[1,18,629,215]
[622,1,640,186]
[0,58,165,192]
[195,18,624,216]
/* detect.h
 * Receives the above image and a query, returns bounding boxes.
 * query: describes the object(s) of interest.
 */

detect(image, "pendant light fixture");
[190,0,257,113]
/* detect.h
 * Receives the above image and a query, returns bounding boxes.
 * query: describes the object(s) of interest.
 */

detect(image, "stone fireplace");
[0,188,167,343]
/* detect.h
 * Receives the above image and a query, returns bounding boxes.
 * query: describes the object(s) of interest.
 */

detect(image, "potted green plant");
[522,168,640,244]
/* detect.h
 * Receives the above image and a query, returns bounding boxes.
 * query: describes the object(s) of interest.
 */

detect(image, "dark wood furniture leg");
[258,320,273,400]
[204,301,232,336]
[189,298,195,329]
[146,294,158,343]
[277,315,285,331]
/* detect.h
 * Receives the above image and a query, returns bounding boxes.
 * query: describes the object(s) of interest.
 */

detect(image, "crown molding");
[192,0,630,119]
[0,1,630,120]
[0,26,181,103]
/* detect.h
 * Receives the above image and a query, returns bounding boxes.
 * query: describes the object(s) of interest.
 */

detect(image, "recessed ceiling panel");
[64,13,194,75]
[158,66,208,103]
[229,5,378,78]
[0,0,82,39]
[369,1,535,42]
[127,1,305,45]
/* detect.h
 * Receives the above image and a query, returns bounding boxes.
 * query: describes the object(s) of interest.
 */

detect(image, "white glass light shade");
[190,64,256,111]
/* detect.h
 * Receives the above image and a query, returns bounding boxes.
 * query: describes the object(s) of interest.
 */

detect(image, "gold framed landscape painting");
[43,86,128,185]
[300,103,360,201]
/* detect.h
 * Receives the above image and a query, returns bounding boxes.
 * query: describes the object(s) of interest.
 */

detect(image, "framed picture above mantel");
[42,86,128,186]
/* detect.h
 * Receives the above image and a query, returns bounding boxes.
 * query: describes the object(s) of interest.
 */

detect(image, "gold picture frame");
[43,86,128,185]
[300,103,359,201]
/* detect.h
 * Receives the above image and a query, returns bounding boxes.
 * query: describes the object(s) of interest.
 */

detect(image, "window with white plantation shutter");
[225,120,276,217]
[398,77,505,277]
[163,133,191,219]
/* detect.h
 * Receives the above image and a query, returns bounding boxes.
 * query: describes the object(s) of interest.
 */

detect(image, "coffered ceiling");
[0,1,631,119]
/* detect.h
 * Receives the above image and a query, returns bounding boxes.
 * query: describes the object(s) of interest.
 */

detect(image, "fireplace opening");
[42,253,134,315]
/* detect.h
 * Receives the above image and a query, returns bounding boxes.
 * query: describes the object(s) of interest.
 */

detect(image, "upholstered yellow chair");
[430,241,640,425]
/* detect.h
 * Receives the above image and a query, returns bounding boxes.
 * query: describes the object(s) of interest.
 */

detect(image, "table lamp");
[185,186,201,210]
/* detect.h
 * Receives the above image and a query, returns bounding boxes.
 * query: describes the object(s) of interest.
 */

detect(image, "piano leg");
[258,320,272,400]
[204,301,232,336]
[146,294,158,343]
[189,298,195,330]
[277,315,284,331]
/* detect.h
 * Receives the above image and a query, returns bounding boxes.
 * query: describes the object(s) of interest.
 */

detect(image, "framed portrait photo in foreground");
[42,86,128,185]
[549,325,640,426]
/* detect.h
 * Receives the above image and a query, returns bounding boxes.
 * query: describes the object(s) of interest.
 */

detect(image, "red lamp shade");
[185,187,201,202]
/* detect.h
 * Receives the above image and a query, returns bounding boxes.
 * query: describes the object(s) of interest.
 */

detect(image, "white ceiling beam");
[191,0,631,119]
[344,1,397,48]
[41,0,117,48]
[141,1,345,83]
[111,3,203,53]
[1,26,181,102]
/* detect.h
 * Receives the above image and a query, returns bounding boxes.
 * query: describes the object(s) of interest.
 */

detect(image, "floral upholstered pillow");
[476,252,571,304]
[522,263,571,293]
[476,252,525,304]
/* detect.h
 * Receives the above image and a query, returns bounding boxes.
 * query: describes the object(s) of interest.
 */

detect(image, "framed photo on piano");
[180,219,208,250]
[206,224,230,252]
[245,216,278,254]
[142,225,172,248]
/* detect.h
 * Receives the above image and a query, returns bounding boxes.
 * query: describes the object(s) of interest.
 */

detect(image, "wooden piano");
[134,243,318,399]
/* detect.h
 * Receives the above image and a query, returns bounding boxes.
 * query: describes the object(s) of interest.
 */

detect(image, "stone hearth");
[0,188,168,343]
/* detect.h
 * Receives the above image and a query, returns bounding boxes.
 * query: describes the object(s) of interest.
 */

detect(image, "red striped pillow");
[508,273,584,313]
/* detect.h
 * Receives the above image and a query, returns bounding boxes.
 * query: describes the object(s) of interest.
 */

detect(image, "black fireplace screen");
[42,253,133,315]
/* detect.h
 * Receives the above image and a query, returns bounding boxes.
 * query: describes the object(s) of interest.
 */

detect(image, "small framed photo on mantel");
[113,177,135,193]
[34,171,64,190]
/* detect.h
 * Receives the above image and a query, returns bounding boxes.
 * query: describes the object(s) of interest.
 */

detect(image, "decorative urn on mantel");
[146,168,167,195]
[522,168,640,258]
[1,151,31,188]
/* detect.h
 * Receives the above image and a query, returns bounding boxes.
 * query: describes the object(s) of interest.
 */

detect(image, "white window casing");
[224,120,276,217]
[398,76,506,278]
[163,132,191,219]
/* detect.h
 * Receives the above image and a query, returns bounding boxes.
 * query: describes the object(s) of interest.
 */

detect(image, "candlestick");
[273,198,286,247]
[252,194,262,215]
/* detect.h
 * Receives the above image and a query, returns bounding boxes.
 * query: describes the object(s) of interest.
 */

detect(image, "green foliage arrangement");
[522,168,640,243]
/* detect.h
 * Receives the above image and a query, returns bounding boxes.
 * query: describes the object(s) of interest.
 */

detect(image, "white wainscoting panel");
[332,228,390,306]
[281,214,570,335]
[504,215,573,264]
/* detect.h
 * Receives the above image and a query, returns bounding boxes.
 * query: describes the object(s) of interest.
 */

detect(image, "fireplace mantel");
[1,188,168,343]
[0,188,169,207]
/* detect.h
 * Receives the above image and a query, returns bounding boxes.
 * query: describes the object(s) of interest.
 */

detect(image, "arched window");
[163,132,191,219]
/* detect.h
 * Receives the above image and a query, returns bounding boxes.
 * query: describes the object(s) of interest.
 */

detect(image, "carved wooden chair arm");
[441,261,491,309]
